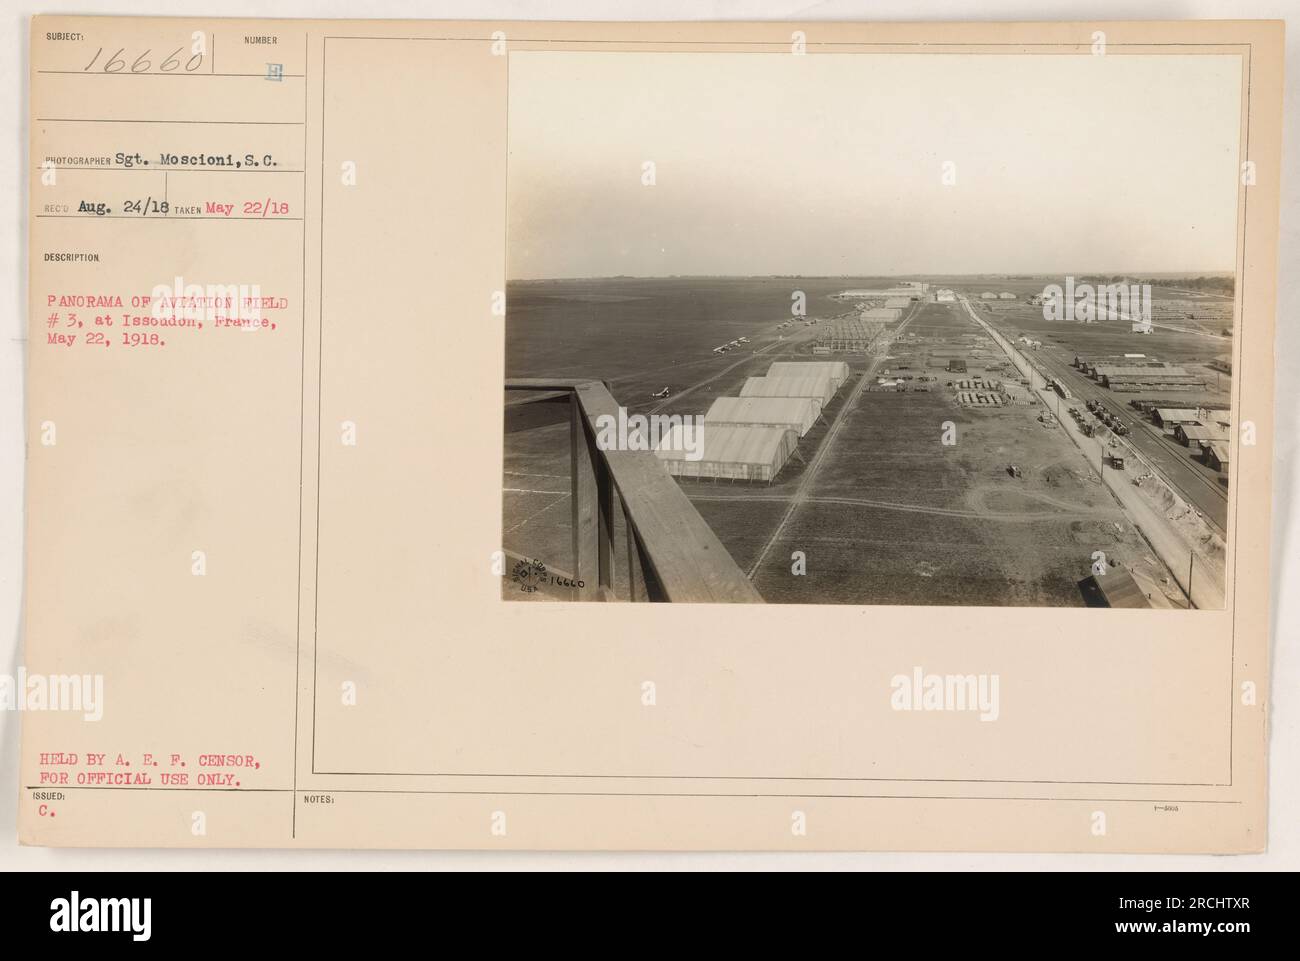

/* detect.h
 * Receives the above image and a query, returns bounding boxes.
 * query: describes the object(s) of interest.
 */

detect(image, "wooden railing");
[504,378,762,603]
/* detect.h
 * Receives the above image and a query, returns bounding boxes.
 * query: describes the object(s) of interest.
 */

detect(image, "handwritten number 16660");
[82,47,205,74]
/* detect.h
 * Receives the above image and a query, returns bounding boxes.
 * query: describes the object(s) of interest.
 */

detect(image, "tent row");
[654,361,850,483]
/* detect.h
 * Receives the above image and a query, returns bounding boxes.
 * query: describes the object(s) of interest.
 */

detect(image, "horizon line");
[508,271,1237,283]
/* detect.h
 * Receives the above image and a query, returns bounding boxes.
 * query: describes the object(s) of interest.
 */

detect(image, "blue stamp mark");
[265,63,283,81]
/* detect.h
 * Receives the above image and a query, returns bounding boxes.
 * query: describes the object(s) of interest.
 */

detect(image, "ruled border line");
[303,35,1254,797]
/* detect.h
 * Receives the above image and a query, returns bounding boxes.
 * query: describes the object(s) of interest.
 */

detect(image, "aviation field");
[503,275,1234,607]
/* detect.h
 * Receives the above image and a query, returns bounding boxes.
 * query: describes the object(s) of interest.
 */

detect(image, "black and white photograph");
[504,51,1243,608]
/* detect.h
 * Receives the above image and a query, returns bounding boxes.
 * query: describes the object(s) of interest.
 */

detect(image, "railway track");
[1028,345,1228,533]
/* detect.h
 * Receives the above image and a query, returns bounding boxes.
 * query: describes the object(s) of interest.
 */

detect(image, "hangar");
[654,424,799,482]
[766,360,850,390]
[741,374,834,406]
[705,396,821,437]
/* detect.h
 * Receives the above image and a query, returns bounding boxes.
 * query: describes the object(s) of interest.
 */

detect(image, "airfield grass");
[747,371,1164,607]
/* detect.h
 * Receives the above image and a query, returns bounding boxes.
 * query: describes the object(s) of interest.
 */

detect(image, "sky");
[506,52,1243,279]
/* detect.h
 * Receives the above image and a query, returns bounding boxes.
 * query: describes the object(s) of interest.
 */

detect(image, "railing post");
[509,378,761,603]
[571,393,600,598]
[597,456,615,598]
[622,500,638,602]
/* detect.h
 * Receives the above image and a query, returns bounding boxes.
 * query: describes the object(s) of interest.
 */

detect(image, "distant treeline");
[1080,275,1235,295]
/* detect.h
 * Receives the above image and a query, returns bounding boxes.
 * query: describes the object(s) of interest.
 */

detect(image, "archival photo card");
[20,16,1281,852]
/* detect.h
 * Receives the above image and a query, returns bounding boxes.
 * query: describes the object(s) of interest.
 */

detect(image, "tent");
[766,360,850,391]
[654,424,798,482]
[740,374,834,406]
[705,396,820,437]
